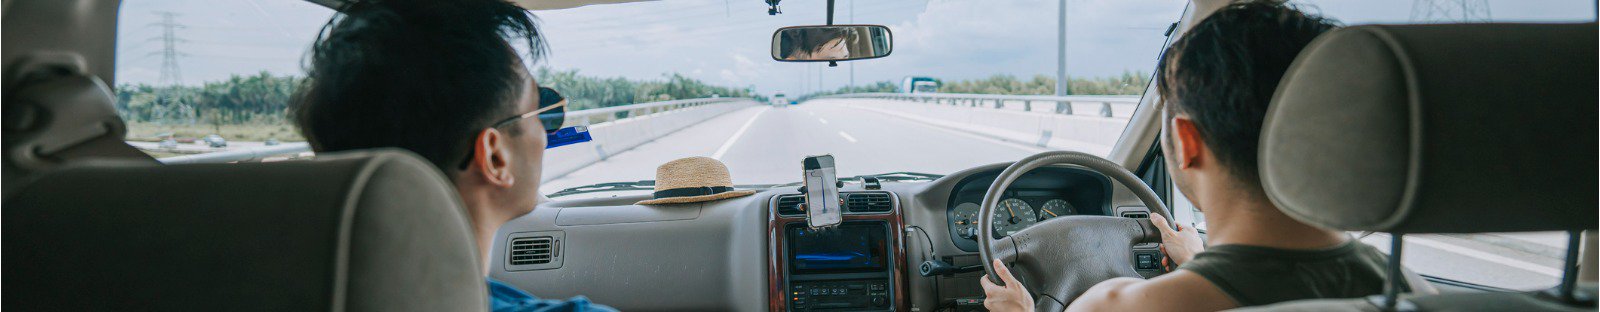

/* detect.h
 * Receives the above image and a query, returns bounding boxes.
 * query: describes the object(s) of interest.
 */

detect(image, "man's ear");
[1170,117,1205,169]
[470,128,516,188]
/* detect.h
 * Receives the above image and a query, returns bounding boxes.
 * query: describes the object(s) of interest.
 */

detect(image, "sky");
[115,0,1595,96]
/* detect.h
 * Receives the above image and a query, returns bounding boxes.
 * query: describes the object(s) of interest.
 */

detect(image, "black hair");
[1157,0,1340,184]
[293,0,547,174]
[780,27,857,59]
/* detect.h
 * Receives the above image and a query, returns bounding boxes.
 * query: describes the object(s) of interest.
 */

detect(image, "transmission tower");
[150,11,188,86]
[1411,0,1492,23]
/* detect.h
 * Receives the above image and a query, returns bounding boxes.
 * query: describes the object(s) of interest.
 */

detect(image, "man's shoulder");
[1067,271,1236,312]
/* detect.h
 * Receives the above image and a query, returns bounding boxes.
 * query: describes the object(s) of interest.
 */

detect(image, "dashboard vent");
[509,236,556,265]
[776,195,806,216]
[1122,212,1149,219]
[845,192,893,213]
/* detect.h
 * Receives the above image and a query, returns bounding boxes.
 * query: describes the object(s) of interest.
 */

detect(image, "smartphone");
[803,155,843,228]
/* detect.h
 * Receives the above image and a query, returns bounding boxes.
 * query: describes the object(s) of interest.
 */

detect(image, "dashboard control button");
[1136,254,1156,270]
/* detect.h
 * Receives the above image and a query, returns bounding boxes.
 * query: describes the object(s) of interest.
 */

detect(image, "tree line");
[114,69,760,127]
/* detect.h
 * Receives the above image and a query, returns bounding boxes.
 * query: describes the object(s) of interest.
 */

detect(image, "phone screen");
[803,155,842,228]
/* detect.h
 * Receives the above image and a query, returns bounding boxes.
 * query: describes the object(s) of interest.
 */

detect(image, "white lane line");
[837,131,858,143]
[819,118,830,124]
[711,107,769,160]
[1404,235,1563,277]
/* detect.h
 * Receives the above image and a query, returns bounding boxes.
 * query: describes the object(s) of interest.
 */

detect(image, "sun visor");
[1258,23,1598,233]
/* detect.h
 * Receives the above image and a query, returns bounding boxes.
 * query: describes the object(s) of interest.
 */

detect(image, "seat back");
[3,149,487,311]
[3,53,155,198]
[1251,22,1597,311]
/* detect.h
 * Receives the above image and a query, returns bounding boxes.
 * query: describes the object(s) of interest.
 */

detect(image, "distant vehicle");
[771,93,788,106]
[789,100,798,105]
[158,138,178,149]
[203,134,227,148]
[900,76,939,93]
[265,138,280,146]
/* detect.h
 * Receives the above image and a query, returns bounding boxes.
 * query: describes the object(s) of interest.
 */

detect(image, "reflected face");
[812,38,850,59]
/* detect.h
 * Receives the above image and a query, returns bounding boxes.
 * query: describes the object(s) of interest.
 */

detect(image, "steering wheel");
[977,151,1172,311]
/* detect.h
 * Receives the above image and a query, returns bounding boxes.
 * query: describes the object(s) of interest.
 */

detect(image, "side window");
[114,1,333,162]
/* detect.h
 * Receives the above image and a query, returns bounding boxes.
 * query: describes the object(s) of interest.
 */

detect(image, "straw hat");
[636,157,756,205]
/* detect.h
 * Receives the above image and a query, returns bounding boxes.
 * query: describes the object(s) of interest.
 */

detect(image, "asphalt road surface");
[542,101,1050,192]
[543,100,1567,292]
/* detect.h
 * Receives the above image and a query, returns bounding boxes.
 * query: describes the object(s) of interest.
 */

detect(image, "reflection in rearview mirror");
[772,25,892,62]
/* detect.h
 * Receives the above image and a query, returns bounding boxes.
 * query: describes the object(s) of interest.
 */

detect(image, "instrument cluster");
[949,197,1079,239]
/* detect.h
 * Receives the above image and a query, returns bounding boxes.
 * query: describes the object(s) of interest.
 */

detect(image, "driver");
[292,0,615,311]
[982,1,1425,311]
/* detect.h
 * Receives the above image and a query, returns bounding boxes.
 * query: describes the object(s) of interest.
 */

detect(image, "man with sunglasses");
[292,0,606,311]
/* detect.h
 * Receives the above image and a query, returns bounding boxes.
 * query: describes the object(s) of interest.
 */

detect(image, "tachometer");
[992,198,1037,236]
[951,203,981,239]
[1038,199,1076,221]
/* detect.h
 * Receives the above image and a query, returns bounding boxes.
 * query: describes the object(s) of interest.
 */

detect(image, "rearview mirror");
[772,25,892,62]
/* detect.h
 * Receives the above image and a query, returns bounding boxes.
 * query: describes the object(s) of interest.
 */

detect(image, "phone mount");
[801,155,844,229]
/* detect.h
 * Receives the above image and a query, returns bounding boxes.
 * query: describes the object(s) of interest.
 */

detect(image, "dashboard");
[487,163,1156,311]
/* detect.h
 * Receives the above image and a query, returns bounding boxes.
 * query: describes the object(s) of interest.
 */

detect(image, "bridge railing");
[158,97,757,171]
[813,92,1143,156]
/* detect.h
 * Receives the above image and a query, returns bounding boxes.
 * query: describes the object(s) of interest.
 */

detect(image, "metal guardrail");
[155,97,751,164]
[816,92,1140,118]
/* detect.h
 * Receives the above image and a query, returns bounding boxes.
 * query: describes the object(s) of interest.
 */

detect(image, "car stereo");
[787,222,888,274]
[784,221,894,311]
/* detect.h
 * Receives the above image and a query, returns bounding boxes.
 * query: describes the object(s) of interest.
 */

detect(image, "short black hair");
[293,0,547,173]
[1157,0,1339,184]
[780,27,857,59]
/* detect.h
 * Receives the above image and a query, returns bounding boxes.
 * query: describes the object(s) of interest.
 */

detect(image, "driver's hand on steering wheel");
[980,259,1035,312]
[1150,213,1204,271]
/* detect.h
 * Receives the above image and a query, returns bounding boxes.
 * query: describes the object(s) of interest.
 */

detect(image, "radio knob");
[872,296,886,306]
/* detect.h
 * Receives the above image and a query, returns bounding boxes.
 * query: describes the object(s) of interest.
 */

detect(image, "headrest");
[3,53,154,198]
[3,149,487,311]
[1260,23,1598,233]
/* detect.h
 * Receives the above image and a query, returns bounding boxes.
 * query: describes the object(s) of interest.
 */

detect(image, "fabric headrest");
[3,149,486,311]
[1259,23,1597,233]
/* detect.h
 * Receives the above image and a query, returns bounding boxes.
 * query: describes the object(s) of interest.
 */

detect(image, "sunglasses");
[457,86,592,170]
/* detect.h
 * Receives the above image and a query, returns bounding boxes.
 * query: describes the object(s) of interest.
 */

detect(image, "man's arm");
[1065,271,1236,312]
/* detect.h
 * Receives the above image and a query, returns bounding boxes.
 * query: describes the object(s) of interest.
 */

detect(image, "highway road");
[542,101,1051,192]
[543,100,1568,293]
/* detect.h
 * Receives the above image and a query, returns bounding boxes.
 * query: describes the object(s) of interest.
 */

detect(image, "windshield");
[536,0,1183,194]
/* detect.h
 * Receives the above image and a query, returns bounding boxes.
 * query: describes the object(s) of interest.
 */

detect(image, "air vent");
[509,237,555,265]
[776,195,806,216]
[845,192,893,213]
[1122,212,1149,219]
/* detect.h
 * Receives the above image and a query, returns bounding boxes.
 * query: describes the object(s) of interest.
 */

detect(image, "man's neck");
[1199,184,1347,250]
[460,196,513,276]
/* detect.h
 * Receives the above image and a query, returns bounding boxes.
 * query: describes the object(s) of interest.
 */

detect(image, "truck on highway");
[900,76,939,93]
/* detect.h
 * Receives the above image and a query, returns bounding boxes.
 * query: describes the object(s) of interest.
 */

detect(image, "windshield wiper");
[548,180,656,198]
[855,171,943,182]
[548,172,943,198]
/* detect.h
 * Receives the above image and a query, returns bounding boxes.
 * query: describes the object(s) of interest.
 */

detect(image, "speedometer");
[992,198,1037,236]
[1038,199,1076,221]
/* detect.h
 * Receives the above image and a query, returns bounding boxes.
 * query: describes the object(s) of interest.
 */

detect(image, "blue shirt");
[488,278,617,312]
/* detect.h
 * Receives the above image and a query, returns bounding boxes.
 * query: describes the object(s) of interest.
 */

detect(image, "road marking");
[806,111,815,116]
[844,105,1048,154]
[711,107,769,160]
[1404,235,1563,277]
[819,118,830,124]
[837,131,858,143]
